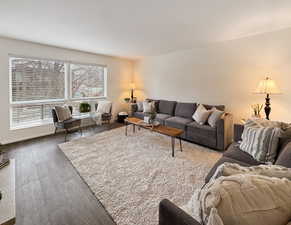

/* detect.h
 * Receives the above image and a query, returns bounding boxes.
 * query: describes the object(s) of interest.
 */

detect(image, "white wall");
[134,27,291,123]
[0,37,134,144]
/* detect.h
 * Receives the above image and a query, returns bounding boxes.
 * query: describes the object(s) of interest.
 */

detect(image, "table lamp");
[254,77,281,120]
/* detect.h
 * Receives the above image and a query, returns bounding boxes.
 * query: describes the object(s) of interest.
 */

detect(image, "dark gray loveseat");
[131,99,233,151]
[159,124,291,225]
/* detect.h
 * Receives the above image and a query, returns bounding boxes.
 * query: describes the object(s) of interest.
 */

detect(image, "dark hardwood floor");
[4,123,123,225]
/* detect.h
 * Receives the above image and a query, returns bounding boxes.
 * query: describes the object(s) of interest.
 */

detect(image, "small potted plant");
[251,104,263,118]
[79,102,91,113]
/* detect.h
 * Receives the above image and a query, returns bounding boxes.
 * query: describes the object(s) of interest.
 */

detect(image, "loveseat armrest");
[159,199,201,225]
[234,124,244,142]
[216,113,233,151]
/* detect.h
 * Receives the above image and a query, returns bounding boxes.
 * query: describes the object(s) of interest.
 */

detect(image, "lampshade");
[129,82,135,89]
[254,77,281,95]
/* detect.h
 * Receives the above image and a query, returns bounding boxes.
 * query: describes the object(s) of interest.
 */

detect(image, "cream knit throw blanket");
[200,174,291,225]
[182,163,291,225]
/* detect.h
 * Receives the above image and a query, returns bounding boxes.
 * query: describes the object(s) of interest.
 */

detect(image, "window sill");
[10,120,53,131]
[10,114,95,131]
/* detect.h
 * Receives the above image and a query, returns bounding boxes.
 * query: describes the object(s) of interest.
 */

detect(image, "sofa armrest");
[159,199,201,225]
[216,113,233,151]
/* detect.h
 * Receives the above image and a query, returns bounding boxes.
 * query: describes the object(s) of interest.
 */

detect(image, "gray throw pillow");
[208,107,224,127]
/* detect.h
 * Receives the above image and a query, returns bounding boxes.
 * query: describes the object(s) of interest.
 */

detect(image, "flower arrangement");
[251,104,263,118]
[144,111,157,124]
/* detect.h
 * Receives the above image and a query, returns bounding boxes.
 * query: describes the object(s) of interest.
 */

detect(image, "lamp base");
[264,94,271,120]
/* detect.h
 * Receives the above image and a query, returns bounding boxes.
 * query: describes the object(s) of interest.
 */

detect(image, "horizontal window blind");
[11,57,65,102]
[71,64,106,99]
[11,102,64,128]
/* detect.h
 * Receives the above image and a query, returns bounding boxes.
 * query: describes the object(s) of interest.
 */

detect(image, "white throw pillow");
[143,101,154,113]
[55,105,72,122]
[208,107,224,127]
[199,174,291,225]
[97,101,112,114]
[136,101,144,112]
[192,104,212,125]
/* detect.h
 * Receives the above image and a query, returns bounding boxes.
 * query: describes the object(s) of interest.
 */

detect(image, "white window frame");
[9,55,108,130]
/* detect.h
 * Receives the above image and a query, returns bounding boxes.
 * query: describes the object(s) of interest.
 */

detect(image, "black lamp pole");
[264,93,271,120]
[131,89,134,101]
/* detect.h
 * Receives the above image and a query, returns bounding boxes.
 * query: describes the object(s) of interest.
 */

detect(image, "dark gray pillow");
[174,102,197,119]
[159,100,176,115]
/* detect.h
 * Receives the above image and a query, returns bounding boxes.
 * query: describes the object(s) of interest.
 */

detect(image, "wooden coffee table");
[124,117,184,157]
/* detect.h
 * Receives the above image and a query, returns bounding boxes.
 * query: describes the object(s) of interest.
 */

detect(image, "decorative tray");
[137,121,160,127]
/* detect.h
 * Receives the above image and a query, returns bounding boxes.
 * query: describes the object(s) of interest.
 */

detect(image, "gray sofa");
[159,124,291,225]
[131,99,233,151]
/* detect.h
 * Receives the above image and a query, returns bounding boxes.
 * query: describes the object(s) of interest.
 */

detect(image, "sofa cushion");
[276,142,291,168]
[203,104,225,111]
[159,100,177,115]
[165,116,192,130]
[223,143,262,166]
[174,102,197,119]
[133,111,144,119]
[155,113,171,125]
[63,118,81,129]
[186,122,217,148]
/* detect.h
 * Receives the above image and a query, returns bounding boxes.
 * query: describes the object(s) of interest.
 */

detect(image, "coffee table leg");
[133,124,136,133]
[125,122,128,136]
[179,137,182,152]
[171,137,175,157]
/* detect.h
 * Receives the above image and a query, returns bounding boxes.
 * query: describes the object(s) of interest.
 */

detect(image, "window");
[10,57,65,102]
[9,56,107,129]
[71,64,107,99]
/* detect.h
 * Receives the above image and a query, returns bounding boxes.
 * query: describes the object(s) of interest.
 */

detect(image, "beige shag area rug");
[59,126,221,225]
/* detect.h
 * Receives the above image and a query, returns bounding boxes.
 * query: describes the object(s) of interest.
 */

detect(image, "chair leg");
[54,127,57,134]
[65,129,68,142]
[80,126,83,136]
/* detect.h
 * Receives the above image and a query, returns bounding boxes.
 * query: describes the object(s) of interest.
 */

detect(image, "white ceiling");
[1,0,291,59]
